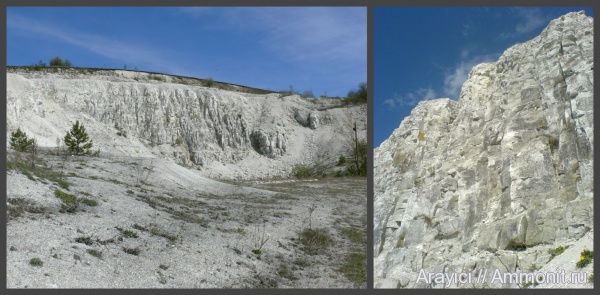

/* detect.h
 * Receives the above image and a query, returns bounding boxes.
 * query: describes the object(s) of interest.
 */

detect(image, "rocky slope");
[6,68,368,288]
[7,67,366,180]
[374,11,593,288]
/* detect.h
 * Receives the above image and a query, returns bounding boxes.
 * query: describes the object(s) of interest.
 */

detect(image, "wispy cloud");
[384,87,438,110]
[443,53,499,99]
[495,32,514,41]
[514,7,547,34]
[181,7,366,70]
[462,23,475,38]
[7,13,185,74]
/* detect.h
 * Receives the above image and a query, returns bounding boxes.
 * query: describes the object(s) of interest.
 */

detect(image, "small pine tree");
[10,128,34,152]
[64,120,94,155]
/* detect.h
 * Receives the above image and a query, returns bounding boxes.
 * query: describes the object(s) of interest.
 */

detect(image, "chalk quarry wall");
[7,68,366,180]
[374,11,593,288]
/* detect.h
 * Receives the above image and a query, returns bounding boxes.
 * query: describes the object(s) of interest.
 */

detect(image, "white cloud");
[460,49,470,59]
[495,32,513,41]
[515,8,547,34]
[443,54,499,99]
[203,7,367,69]
[384,87,438,110]
[7,13,184,74]
[383,99,396,109]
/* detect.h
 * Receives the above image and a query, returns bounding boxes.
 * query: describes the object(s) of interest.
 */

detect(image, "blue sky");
[374,7,593,147]
[7,7,366,98]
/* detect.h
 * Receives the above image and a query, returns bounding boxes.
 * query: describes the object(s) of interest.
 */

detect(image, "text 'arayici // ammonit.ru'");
[416,269,590,286]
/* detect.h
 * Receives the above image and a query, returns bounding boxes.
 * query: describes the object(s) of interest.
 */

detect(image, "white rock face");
[375,12,593,288]
[7,68,366,180]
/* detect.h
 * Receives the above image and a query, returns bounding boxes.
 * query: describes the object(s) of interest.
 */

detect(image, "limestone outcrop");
[7,68,366,180]
[374,12,593,288]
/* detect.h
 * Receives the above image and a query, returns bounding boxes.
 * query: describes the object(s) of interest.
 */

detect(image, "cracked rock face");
[374,11,593,288]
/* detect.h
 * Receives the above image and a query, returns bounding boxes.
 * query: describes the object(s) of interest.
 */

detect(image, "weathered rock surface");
[7,68,366,180]
[374,12,593,288]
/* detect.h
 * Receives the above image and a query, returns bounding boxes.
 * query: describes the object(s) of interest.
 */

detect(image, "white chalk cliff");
[374,11,593,288]
[7,68,366,180]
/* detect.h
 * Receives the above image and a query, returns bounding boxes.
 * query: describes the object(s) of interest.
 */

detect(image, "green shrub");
[345,82,367,104]
[418,130,425,141]
[29,258,43,267]
[202,77,214,88]
[50,56,64,66]
[338,155,346,165]
[292,164,314,178]
[10,128,35,152]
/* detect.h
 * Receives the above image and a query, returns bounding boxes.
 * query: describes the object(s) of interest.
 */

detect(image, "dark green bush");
[345,82,367,104]
[50,56,71,67]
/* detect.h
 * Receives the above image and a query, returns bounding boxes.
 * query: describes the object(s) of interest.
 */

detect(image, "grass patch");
[339,227,366,244]
[277,264,298,281]
[171,211,208,227]
[548,245,568,262]
[123,229,138,238]
[57,179,70,190]
[338,252,367,288]
[116,226,139,238]
[7,198,47,220]
[54,189,78,213]
[7,155,70,188]
[298,227,333,255]
[122,247,140,256]
[109,178,124,185]
[81,198,98,207]
[150,226,178,243]
[133,223,147,231]
[86,249,103,259]
[29,258,43,267]
[75,236,94,246]
[293,258,310,268]
[273,211,291,218]
[252,274,278,288]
